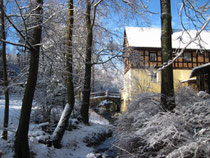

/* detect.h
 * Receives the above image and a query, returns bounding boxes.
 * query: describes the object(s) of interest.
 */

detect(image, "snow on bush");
[115,88,210,158]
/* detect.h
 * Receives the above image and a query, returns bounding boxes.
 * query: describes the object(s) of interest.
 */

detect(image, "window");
[183,52,192,62]
[149,52,157,61]
[150,72,157,82]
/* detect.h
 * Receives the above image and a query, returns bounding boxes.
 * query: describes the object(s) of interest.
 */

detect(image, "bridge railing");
[90,91,120,98]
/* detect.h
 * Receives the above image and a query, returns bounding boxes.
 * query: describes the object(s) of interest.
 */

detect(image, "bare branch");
[121,0,158,15]
[0,38,30,49]
[91,0,104,28]
[112,143,137,158]
[139,0,159,14]
[155,17,210,74]
[4,12,33,49]
[92,54,122,65]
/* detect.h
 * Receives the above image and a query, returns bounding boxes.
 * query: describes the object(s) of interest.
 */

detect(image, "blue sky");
[115,0,209,30]
[5,0,210,54]
[104,1,182,46]
[147,0,210,29]
[146,0,181,28]
[108,0,209,46]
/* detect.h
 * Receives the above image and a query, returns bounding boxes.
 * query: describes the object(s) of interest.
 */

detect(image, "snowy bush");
[197,91,210,99]
[116,93,162,133]
[31,105,63,124]
[115,88,210,158]
[83,129,112,146]
[31,78,66,126]
[175,87,201,106]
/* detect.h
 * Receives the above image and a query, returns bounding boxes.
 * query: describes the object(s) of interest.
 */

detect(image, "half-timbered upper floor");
[123,27,210,73]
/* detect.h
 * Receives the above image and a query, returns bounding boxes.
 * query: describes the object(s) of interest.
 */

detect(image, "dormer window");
[149,51,157,61]
[183,52,192,62]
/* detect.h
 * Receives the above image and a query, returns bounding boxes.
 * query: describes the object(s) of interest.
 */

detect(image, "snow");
[189,62,210,78]
[52,103,72,139]
[0,97,111,158]
[91,96,120,99]
[0,98,22,130]
[1,87,209,158]
[0,97,22,157]
[99,100,110,106]
[89,109,109,125]
[180,78,196,83]
[115,88,210,158]
[125,27,210,50]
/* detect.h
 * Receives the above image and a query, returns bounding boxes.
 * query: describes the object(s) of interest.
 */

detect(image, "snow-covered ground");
[2,88,209,158]
[0,97,22,132]
[0,97,111,158]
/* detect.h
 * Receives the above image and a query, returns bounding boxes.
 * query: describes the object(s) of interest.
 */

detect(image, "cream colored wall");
[121,68,192,112]
[121,70,132,112]
[129,69,161,94]
[173,69,192,90]
[121,68,161,112]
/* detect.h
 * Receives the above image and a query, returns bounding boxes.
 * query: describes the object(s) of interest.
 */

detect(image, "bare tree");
[80,0,104,124]
[0,0,9,140]
[52,0,75,148]
[14,0,43,157]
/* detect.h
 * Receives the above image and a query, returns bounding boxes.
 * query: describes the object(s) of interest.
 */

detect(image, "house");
[189,63,210,93]
[121,27,210,112]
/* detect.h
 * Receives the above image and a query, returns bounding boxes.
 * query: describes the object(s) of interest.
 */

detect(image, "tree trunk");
[160,0,175,111]
[52,0,75,148]
[0,0,9,140]
[14,0,43,157]
[81,0,92,125]
[208,72,210,93]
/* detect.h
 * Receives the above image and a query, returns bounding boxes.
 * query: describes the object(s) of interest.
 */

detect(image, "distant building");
[121,27,210,111]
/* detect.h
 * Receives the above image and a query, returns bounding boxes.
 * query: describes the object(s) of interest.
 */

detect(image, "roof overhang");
[189,63,210,78]
[181,78,196,83]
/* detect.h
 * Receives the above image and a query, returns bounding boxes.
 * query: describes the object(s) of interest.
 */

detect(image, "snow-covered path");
[0,97,22,131]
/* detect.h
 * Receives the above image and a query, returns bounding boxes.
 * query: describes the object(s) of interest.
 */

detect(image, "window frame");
[149,51,157,62]
[150,72,158,82]
[183,52,192,62]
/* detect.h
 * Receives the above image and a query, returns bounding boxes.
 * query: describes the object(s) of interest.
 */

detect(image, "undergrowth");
[115,88,210,158]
